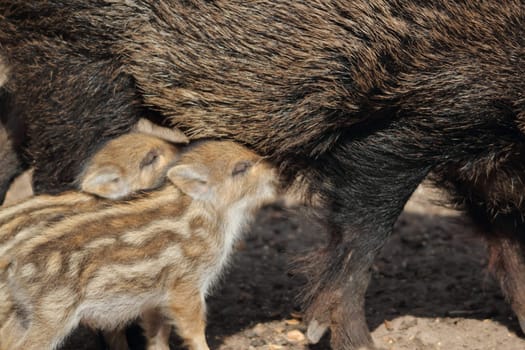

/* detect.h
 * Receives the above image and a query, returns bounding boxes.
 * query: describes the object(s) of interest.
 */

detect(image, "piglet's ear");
[80,165,129,200]
[135,118,189,144]
[167,164,211,200]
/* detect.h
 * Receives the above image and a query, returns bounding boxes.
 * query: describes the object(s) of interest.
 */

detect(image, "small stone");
[384,319,394,331]
[285,319,300,326]
[269,345,284,350]
[286,330,306,343]
[399,316,418,330]
[290,311,303,319]
[245,330,257,338]
[250,338,266,347]
[274,325,285,333]
[253,323,266,336]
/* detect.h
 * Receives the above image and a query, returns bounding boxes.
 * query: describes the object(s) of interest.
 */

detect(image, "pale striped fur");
[0,140,277,350]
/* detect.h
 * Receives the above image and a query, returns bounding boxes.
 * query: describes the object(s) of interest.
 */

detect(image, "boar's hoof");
[306,319,329,344]
[519,315,525,336]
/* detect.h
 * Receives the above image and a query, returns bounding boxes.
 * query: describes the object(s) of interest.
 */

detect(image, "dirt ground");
[4,172,525,350]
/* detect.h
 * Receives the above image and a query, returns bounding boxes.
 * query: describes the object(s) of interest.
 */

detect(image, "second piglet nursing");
[0,140,278,350]
[79,130,183,200]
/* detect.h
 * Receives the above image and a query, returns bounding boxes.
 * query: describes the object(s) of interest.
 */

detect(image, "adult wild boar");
[1,1,524,349]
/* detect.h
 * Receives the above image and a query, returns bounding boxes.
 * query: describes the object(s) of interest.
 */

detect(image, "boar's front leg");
[302,127,432,349]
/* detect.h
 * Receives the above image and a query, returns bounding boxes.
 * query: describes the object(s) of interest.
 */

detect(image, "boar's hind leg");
[488,234,525,334]
[301,129,432,349]
[466,201,525,335]
[442,161,525,335]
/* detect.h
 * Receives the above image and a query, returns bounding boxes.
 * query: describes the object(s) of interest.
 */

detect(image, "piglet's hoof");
[307,319,329,344]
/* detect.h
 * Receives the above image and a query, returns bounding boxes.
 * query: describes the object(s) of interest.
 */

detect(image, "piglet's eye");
[140,150,160,168]
[232,160,253,176]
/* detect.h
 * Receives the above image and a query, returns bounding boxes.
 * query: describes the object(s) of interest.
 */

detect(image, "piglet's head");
[80,133,180,199]
[167,140,278,211]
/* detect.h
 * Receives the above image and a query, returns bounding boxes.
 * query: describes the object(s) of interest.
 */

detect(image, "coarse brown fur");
[0,140,277,350]
[0,1,524,348]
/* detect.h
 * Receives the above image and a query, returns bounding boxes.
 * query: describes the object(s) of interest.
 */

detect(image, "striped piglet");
[0,139,277,350]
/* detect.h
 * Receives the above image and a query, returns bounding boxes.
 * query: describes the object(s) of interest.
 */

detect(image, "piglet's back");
[3,184,191,281]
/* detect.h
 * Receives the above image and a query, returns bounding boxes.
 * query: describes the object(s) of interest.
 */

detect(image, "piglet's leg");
[9,298,79,350]
[141,308,172,350]
[101,328,130,350]
[0,314,25,350]
[166,290,209,350]
[12,321,68,350]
